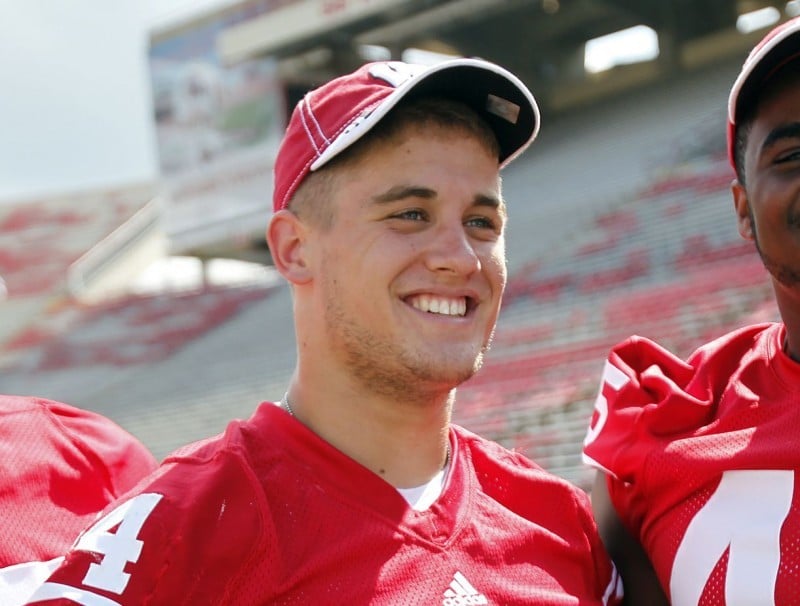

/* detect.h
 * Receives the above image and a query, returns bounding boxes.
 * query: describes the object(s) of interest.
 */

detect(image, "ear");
[266,210,313,285]
[731,179,754,241]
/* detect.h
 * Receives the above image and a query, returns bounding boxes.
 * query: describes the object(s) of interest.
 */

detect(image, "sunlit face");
[735,74,800,292]
[305,125,506,399]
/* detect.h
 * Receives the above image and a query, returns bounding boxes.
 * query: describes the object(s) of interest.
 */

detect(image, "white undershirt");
[396,460,451,511]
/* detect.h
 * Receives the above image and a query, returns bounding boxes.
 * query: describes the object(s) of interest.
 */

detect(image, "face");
[305,126,506,399]
[734,75,800,291]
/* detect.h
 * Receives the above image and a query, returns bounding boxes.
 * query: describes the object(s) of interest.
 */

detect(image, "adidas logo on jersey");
[442,571,488,605]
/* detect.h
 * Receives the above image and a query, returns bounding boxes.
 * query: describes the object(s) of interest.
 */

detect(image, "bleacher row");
[0,182,279,377]
[455,154,779,488]
[0,185,153,297]
[3,286,274,371]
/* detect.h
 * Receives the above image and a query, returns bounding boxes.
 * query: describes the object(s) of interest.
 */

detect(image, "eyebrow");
[373,185,436,203]
[372,186,503,210]
[760,122,800,156]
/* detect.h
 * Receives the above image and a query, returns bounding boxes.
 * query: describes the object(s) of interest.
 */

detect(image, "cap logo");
[368,61,426,88]
[339,109,374,141]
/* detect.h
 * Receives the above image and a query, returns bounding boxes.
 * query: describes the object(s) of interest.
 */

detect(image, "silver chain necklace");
[280,392,296,417]
[280,392,451,467]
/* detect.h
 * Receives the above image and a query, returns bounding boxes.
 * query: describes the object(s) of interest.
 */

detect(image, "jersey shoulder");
[28,435,272,605]
[582,323,780,482]
[0,395,156,567]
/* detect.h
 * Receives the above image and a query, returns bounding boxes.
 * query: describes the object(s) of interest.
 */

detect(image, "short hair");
[734,59,800,185]
[289,96,502,229]
[733,118,752,185]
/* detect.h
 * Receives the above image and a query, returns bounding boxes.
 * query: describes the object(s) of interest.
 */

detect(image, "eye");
[465,215,501,232]
[770,138,800,164]
[775,147,800,164]
[391,208,428,221]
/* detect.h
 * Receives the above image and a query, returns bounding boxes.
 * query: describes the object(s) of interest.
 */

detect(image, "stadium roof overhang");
[213,0,767,114]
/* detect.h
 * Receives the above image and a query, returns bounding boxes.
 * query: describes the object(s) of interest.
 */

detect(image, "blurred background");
[0,0,783,488]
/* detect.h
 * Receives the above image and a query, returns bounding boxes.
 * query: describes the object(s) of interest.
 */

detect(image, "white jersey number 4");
[670,470,793,606]
[28,493,162,605]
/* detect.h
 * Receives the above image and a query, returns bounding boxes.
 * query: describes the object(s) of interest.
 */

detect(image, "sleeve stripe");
[0,557,62,605]
[581,452,619,480]
[602,564,624,605]
[27,583,121,606]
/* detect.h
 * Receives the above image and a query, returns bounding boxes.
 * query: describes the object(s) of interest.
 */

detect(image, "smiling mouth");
[407,294,469,317]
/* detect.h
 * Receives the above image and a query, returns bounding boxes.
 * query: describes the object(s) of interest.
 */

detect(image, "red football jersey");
[583,322,800,605]
[27,402,621,605]
[0,396,157,603]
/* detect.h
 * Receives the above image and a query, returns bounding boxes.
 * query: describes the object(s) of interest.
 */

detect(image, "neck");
[772,286,800,363]
[282,378,454,488]
[784,330,800,364]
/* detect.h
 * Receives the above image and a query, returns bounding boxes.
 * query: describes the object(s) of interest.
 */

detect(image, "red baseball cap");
[727,16,800,170]
[272,58,540,212]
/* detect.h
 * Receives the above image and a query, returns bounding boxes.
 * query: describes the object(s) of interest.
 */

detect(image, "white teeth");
[410,295,467,316]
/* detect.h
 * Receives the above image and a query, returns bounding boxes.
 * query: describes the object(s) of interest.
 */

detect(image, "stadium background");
[0,0,784,489]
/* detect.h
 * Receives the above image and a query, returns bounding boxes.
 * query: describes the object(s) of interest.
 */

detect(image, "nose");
[423,221,482,276]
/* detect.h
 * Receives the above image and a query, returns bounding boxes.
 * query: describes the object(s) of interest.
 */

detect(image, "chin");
[426,356,484,387]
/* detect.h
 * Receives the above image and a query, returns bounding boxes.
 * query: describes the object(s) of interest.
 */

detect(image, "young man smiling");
[583,16,800,605]
[26,58,621,605]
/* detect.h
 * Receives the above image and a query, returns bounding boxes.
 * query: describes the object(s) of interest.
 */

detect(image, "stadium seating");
[455,153,777,488]
[4,286,275,372]
[0,55,782,483]
[0,185,152,298]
